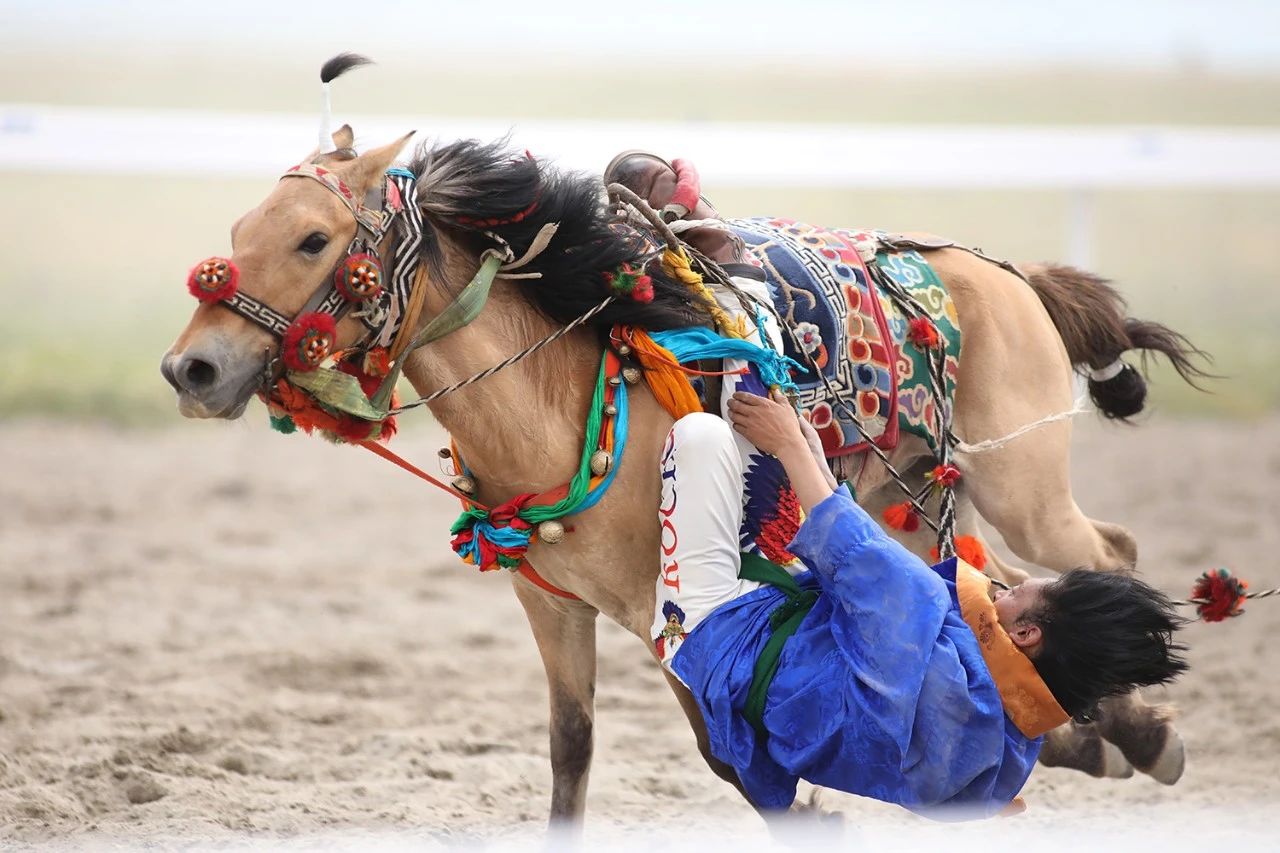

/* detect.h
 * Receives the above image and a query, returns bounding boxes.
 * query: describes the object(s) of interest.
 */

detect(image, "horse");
[162,128,1209,828]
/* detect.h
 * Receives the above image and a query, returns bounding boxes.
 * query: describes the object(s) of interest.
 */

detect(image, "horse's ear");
[331,123,355,151]
[339,130,416,194]
[298,124,359,164]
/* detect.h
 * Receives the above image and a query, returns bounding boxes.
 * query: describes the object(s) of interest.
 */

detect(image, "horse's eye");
[298,232,329,255]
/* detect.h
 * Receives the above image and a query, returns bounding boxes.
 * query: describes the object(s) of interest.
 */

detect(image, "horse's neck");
[402,283,601,496]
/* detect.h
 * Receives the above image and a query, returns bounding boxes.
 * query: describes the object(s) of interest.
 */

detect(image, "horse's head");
[164,123,720,427]
[161,127,413,418]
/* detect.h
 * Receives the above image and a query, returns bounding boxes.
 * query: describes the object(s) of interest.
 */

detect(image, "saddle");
[605,152,964,458]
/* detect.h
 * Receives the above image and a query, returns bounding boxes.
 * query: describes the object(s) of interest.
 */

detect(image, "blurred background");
[2,1,1278,846]
[2,0,1279,421]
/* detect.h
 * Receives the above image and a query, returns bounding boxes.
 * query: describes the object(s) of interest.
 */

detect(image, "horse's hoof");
[1101,713,1186,786]
[1134,724,1186,785]
[1100,738,1136,779]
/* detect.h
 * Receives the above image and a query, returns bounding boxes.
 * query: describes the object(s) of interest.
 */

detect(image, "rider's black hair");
[1024,569,1188,723]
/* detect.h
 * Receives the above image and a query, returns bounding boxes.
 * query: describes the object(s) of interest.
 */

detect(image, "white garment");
[650,277,791,673]
[650,413,760,672]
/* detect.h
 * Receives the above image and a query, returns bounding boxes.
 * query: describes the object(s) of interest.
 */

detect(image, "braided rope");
[865,261,961,556]
[1173,587,1280,607]
[389,295,615,414]
[952,399,1090,454]
[715,274,942,532]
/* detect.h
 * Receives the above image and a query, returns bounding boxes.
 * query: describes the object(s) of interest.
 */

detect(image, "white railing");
[5,103,1279,265]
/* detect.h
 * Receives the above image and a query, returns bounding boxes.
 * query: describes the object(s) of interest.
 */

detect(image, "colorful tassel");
[187,257,239,303]
[883,501,920,533]
[1190,568,1248,622]
[908,317,941,349]
[269,413,297,434]
[604,263,654,303]
[282,312,337,372]
[451,494,538,572]
[335,252,384,301]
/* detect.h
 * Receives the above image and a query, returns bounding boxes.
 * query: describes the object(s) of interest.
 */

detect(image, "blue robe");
[669,485,1042,818]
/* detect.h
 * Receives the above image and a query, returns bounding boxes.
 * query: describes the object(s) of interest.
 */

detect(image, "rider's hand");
[728,389,806,457]
[729,388,836,514]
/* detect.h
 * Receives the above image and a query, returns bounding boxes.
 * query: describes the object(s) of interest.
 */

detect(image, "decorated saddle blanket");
[726,218,961,455]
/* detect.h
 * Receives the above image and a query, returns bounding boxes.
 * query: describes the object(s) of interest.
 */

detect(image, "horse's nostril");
[181,357,218,391]
[160,358,180,392]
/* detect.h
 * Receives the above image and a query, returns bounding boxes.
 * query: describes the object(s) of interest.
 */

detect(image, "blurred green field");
[2,56,1277,424]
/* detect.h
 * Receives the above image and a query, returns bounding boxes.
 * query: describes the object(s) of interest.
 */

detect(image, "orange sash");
[954,560,1070,739]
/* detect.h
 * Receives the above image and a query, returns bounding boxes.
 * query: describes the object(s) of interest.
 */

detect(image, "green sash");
[738,550,819,737]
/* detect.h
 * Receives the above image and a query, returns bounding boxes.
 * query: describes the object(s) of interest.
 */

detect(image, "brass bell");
[538,520,566,545]
[617,344,632,356]
[603,403,618,417]
[437,447,452,459]
[621,366,642,385]
[608,376,621,388]
[451,475,476,495]
[590,450,613,476]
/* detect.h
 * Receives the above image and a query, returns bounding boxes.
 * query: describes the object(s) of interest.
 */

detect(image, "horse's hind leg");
[940,257,1137,573]
[512,576,599,828]
[940,254,1181,782]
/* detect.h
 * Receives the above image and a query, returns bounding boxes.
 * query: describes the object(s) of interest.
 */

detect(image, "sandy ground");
[1,413,1278,849]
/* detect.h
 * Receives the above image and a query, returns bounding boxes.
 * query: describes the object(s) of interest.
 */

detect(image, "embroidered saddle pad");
[727,217,961,455]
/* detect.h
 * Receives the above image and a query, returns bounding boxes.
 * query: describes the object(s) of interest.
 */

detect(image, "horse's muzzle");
[161,344,259,419]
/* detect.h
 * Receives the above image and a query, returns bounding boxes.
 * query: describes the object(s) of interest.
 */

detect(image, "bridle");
[186,159,551,420]
[187,162,423,395]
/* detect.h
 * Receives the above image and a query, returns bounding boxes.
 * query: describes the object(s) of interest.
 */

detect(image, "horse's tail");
[1021,262,1213,421]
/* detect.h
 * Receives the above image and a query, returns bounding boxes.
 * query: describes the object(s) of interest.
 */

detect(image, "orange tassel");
[626,328,704,419]
[930,534,988,569]
[883,501,920,532]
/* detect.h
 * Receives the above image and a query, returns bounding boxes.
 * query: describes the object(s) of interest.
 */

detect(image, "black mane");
[408,138,714,333]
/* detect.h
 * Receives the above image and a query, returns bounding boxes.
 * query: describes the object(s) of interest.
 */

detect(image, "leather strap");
[879,233,1030,284]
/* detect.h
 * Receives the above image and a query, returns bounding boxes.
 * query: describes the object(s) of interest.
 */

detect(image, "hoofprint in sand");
[1,415,1277,846]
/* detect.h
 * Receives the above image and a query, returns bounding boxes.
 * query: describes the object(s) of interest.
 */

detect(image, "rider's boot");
[603,151,742,265]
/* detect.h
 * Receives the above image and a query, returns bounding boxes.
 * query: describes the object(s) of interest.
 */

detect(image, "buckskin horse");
[162,107,1209,826]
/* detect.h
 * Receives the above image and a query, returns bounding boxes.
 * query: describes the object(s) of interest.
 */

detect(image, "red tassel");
[883,501,920,532]
[282,312,337,372]
[932,535,988,569]
[926,464,962,489]
[908,317,941,349]
[1190,569,1248,622]
[187,257,239,303]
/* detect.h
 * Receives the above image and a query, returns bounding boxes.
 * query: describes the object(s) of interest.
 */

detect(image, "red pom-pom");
[604,263,654,303]
[187,257,239,303]
[631,274,655,304]
[1190,568,1248,622]
[282,312,337,372]
[908,317,941,349]
[927,464,962,488]
[883,501,920,532]
[335,253,384,301]
[930,534,988,569]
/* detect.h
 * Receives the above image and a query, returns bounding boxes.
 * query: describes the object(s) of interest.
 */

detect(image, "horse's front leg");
[660,668,750,797]
[512,574,599,828]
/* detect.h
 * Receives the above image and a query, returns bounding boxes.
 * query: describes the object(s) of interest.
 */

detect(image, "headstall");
[187,162,422,389]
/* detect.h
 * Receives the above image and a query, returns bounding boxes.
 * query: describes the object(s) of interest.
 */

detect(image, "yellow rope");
[661,247,748,339]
